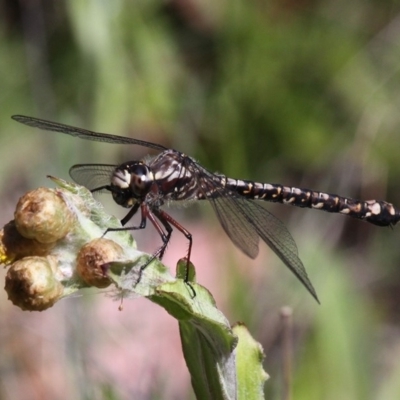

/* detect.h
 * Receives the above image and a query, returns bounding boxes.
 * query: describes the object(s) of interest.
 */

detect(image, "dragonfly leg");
[102,203,141,235]
[143,206,171,260]
[152,209,196,297]
[153,210,193,269]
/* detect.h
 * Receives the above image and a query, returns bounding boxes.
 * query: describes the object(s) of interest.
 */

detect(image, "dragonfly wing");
[12,115,167,151]
[209,195,260,259]
[194,166,318,301]
[69,164,116,192]
[240,199,318,301]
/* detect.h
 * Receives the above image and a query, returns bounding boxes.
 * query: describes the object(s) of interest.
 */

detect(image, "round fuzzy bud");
[0,221,55,264]
[14,188,74,244]
[5,256,64,311]
[76,238,124,288]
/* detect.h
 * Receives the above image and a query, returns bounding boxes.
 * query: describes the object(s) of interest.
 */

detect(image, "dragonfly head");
[110,162,153,207]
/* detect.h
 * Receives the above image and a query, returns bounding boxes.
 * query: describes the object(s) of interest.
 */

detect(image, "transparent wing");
[69,164,116,192]
[194,166,318,302]
[209,195,260,259]
[12,115,167,151]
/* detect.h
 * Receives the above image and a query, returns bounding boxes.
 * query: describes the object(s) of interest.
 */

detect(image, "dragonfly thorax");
[110,161,154,207]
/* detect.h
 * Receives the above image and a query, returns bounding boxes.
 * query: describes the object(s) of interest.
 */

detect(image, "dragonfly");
[12,115,400,302]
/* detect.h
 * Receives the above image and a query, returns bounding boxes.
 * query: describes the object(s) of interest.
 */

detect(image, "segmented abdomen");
[226,178,400,227]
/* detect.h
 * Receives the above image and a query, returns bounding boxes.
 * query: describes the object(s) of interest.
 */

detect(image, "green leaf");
[235,323,269,400]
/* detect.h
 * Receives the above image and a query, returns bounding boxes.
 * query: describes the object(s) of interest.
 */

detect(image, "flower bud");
[5,256,64,311]
[14,188,74,243]
[0,221,54,264]
[76,238,124,288]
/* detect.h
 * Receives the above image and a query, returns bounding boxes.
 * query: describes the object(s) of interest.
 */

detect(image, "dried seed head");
[0,221,55,264]
[76,238,124,288]
[5,256,64,311]
[14,188,74,244]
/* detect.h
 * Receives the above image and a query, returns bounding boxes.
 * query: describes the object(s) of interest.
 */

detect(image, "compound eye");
[130,164,152,195]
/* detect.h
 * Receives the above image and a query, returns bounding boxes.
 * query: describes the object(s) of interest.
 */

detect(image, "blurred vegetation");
[1,0,400,399]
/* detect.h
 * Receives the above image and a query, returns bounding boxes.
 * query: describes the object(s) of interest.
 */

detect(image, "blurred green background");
[1,0,400,399]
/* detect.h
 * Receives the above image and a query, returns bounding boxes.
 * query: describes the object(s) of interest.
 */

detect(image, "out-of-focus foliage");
[1,0,400,399]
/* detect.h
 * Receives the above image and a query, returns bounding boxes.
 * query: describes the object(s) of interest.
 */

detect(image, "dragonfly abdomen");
[227,179,400,227]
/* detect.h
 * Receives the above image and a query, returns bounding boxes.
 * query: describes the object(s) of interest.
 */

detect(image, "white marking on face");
[112,169,130,189]
[312,202,324,209]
